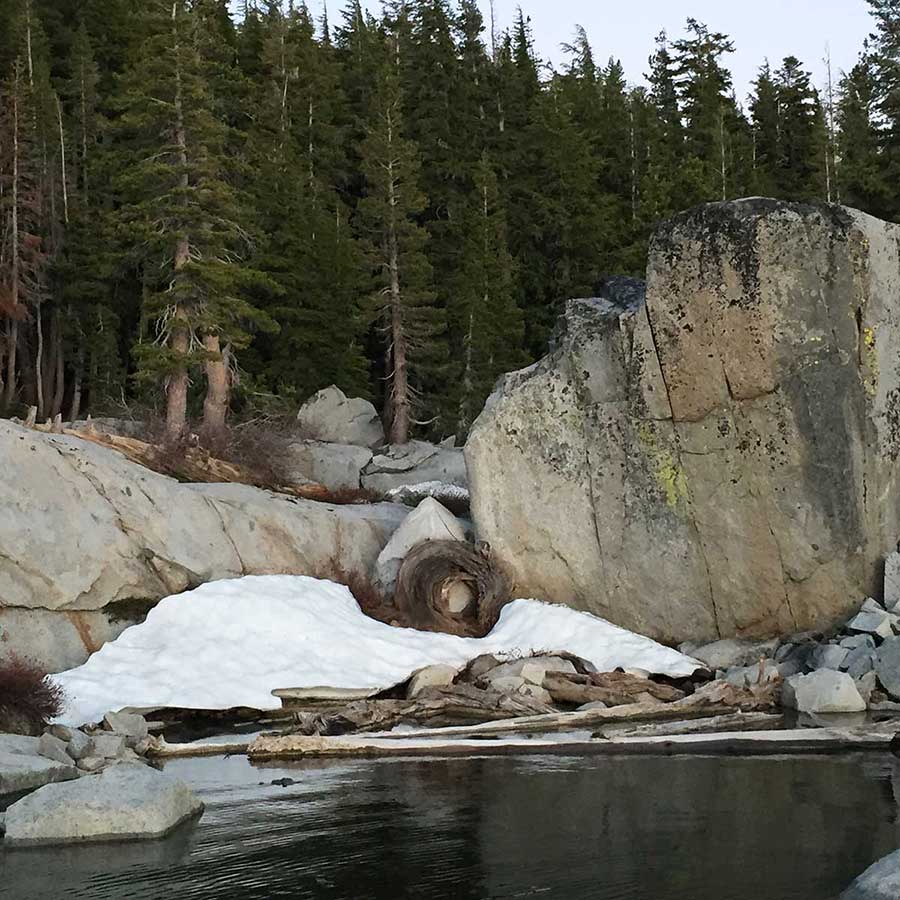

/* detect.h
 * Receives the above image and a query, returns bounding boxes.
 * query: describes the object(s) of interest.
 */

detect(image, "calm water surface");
[3,752,900,900]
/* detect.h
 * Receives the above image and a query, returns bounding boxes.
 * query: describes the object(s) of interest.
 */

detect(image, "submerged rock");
[466,200,900,644]
[3,765,203,846]
[841,849,900,900]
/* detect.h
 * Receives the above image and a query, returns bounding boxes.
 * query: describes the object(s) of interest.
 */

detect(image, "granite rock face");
[466,200,900,643]
[0,421,405,670]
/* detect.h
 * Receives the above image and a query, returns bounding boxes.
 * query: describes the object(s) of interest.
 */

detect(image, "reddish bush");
[0,656,66,735]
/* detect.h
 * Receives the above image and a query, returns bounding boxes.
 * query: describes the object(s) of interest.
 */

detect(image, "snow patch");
[53,575,702,726]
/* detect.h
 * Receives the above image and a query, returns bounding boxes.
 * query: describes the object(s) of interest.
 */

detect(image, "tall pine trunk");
[201,334,230,441]
[165,6,190,443]
[4,68,21,411]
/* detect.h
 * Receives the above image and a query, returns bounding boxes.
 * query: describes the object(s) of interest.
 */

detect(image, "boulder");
[841,849,900,900]
[845,644,877,679]
[407,665,459,699]
[374,498,467,593]
[875,637,900,699]
[0,422,405,670]
[296,386,384,449]
[466,200,900,643]
[283,440,373,491]
[3,765,203,845]
[362,441,468,494]
[0,735,78,796]
[782,670,867,714]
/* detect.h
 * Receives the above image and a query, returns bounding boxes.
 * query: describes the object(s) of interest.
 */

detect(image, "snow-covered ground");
[53,575,702,726]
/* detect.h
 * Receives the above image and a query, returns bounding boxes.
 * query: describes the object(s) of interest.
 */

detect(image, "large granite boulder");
[296,385,385,448]
[466,200,900,643]
[3,765,203,845]
[0,421,405,670]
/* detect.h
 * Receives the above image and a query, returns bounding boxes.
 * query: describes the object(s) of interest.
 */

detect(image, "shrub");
[0,656,66,735]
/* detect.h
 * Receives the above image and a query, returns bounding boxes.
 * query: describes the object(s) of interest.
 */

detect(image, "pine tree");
[772,56,826,200]
[357,54,443,444]
[838,58,891,217]
[749,61,780,196]
[116,0,272,441]
[451,152,521,437]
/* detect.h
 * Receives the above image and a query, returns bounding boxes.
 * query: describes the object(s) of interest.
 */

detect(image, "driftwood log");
[28,422,335,502]
[542,671,686,707]
[393,540,512,637]
[287,684,554,736]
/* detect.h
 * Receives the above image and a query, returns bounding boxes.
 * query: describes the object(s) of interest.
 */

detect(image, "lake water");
[3,752,900,899]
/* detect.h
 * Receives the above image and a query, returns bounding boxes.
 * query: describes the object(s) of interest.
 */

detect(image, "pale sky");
[312,0,876,104]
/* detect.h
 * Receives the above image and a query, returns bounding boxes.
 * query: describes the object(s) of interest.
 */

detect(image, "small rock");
[577,701,608,711]
[517,683,552,704]
[76,757,106,773]
[876,637,900,699]
[103,712,149,745]
[270,778,298,787]
[37,734,73,767]
[782,670,866,714]
[463,654,503,681]
[689,638,780,671]
[845,645,876,679]
[489,675,529,695]
[623,667,650,679]
[724,661,780,687]
[855,671,878,706]
[133,737,154,757]
[407,664,459,699]
[46,725,76,743]
[91,733,128,760]
[774,643,795,663]
[847,610,897,639]
[486,657,577,686]
[65,731,94,762]
[840,634,876,651]
[811,644,849,671]
[862,597,886,613]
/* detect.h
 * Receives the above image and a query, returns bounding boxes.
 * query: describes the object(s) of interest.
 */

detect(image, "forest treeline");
[0,0,898,444]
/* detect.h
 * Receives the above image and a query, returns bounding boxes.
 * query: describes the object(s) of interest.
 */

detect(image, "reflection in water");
[2,752,899,900]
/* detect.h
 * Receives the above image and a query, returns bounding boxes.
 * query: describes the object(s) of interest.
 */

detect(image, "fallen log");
[596,711,783,739]
[353,680,778,741]
[148,737,252,758]
[393,540,512,637]
[287,685,554,736]
[247,726,900,761]
[29,424,335,502]
[543,671,686,707]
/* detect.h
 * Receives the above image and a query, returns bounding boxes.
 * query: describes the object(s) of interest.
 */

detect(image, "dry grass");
[0,656,66,735]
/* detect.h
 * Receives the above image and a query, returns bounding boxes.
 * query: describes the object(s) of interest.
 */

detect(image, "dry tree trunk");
[202,334,230,442]
[166,6,190,444]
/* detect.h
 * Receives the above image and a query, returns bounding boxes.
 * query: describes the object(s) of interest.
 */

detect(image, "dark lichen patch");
[781,352,866,549]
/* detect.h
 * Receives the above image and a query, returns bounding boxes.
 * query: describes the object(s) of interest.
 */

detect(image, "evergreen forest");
[1,0,898,443]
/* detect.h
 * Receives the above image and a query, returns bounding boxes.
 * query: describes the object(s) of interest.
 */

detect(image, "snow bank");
[53,575,702,726]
